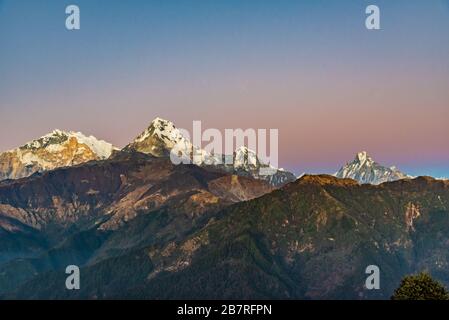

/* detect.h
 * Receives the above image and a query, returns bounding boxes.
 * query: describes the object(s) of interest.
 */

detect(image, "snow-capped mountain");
[125,117,295,187]
[0,130,116,181]
[335,151,409,184]
[124,117,221,165]
[226,146,296,187]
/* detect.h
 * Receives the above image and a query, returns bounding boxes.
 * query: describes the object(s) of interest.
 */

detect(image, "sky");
[0,0,448,177]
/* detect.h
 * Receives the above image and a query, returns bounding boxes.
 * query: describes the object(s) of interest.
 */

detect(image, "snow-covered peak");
[23,129,68,149]
[235,146,254,158]
[234,146,258,168]
[126,117,295,187]
[128,117,225,167]
[355,151,372,164]
[150,117,176,133]
[335,151,409,185]
[69,131,116,159]
[236,146,249,153]
[152,117,171,127]
[0,130,117,181]
[51,129,66,135]
[22,130,115,159]
[134,117,181,144]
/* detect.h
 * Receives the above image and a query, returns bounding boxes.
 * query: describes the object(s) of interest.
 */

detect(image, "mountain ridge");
[0,130,117,181]
[335,151,410,185]
[124,117,296,187]
[1,121,436,186]
[3,172,449,299]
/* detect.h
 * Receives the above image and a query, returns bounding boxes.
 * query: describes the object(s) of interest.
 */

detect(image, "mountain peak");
[50,129,67,135]
[335,151,408,184]
[0,130,116,181]
[236,145,249,153]
[22,130,115,158]
[127,117,191,158]
[151,117,172,126]
[23,130,68,150]
[125,117,295,187]
[146,117,176,134]
[355,151,372,163]
[132,117,180,144]
[234,146,258,169]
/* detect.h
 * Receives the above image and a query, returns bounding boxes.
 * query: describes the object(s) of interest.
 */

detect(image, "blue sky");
[0,0,448,177]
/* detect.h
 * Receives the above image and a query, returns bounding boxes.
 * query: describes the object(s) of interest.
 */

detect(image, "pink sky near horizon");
[1,61,448,176]
[1,0,448,176]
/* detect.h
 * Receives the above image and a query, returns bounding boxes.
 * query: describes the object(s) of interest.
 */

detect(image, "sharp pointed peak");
[51,128,65,134]
[235,146,250,153]
[148,117,175,127]
[130,116,186,148]
[355,151,372,162]
[43,129,71,137]
[336,151,409,184]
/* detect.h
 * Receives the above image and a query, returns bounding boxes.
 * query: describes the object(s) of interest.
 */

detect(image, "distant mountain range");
[335,151,410,185]
[1,117,449,299]
[0,118,295,187]
[124,117,296,187]
[0,119,429,187]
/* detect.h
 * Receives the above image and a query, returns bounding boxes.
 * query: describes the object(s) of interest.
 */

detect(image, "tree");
[392,272,449,300]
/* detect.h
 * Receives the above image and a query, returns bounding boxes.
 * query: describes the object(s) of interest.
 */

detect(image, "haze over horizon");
[1,0,448,177]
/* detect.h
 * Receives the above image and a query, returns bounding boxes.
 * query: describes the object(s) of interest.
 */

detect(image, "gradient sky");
[1,0,448,177]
